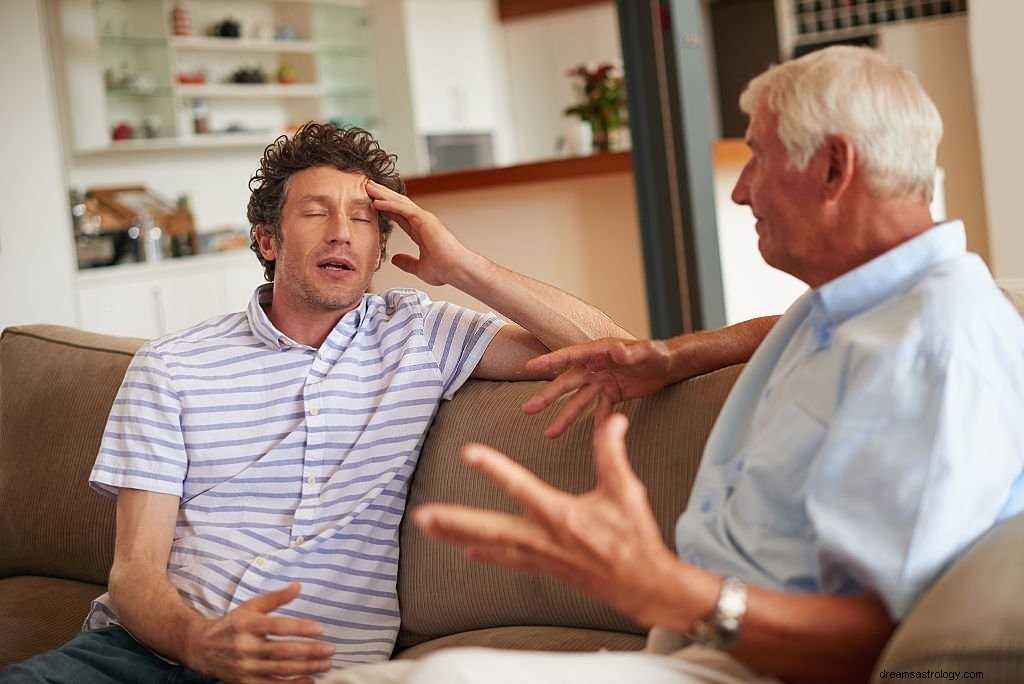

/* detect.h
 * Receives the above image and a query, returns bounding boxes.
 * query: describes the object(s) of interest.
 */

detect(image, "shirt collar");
[245,283,371,350]
[809,220,967,338]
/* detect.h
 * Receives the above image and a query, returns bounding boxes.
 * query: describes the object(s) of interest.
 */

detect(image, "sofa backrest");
[0,325,143,585]
[396,366,743,650]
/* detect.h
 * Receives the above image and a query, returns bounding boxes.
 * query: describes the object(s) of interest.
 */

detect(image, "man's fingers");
[255,636,334,662]
[459,443,568,522]
[543,384,601,438]
[592,414,641,498]
[254,614,328,639]
[413,503,538,549]
[242,582,302,615]
[594,394,614,428]
[390,253,418,274]
[521,367,587,413]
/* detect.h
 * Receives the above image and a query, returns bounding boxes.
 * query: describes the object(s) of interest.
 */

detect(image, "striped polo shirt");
[87,285,503,667]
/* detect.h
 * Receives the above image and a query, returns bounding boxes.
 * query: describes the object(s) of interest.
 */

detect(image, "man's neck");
[262,300,355,348]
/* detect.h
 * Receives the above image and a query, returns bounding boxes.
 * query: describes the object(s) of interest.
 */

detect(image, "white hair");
[739,45,943,201]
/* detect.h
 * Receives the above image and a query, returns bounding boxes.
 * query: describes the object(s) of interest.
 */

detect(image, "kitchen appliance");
[71,186,196,269]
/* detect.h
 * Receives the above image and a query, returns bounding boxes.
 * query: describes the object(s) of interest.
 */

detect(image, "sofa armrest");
[873,512,1024,679]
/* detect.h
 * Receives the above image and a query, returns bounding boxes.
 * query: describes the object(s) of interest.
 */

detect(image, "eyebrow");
[296,195,373,208]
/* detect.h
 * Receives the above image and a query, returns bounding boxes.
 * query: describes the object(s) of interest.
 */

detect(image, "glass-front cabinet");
[50,0,379,153]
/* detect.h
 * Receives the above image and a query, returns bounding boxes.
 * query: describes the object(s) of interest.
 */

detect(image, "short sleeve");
[419,296,504,399]
[89,344,189,499]
[806,350,1023,619]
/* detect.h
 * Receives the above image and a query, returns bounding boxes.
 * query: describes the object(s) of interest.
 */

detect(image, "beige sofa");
[1,323,1022,680]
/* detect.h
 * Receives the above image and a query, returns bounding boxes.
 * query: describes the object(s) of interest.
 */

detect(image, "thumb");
[391,253,418,275]
[242,581,302,614]
[592,413,639,496]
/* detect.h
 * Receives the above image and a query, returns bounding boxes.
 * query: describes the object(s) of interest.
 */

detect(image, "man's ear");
[254,224,278,260]
[823,135,855,200]
[375,231,387,271]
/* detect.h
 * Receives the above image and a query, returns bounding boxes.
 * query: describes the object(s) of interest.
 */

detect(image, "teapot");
[213,18,240,38]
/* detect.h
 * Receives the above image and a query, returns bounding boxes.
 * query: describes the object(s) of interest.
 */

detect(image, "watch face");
[720,588,747,617]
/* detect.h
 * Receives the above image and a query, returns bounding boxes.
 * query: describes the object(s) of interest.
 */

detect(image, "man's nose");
[731,168,751,206]
[327,215,352,242]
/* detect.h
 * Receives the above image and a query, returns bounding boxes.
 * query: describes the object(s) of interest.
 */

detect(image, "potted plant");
[564,63,628,153]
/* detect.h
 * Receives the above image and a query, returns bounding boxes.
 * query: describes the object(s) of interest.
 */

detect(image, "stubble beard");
[276,243,375,314]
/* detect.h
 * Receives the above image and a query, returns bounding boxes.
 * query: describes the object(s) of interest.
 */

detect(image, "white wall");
[502,4,623,163]
[878,16,988,263]
[0,0,80,330]
[969,3,1024,292]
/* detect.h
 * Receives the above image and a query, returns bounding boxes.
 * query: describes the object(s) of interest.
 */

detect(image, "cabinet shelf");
[83,132,279,154]
[100,34,168,46]
[171,36,318,54]
[106,87,175,98]
[56,0,377,154]
[177,83,322,98]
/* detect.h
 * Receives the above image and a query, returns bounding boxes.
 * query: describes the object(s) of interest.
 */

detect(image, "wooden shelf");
[405,150,632,196]
[497,0,612,21]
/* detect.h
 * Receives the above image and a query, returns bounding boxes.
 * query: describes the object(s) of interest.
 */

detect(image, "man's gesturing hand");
[522,338,674,438]
[412,414,684,627]
[189,582,333,684]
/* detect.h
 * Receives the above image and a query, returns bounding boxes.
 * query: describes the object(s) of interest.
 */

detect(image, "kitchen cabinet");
[77,249,262,339]
[403,0,501,134]
[50,0,379,153]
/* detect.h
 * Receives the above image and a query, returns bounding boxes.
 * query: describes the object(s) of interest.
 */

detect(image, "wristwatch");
[692,576,747,650]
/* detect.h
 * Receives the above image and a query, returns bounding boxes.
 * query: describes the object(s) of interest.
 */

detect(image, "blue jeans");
[0,626,218,683]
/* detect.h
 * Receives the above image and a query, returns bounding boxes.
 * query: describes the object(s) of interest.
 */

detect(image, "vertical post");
[616,0,726,334]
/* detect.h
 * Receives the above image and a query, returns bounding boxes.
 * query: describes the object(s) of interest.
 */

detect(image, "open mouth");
[318,257,356,272]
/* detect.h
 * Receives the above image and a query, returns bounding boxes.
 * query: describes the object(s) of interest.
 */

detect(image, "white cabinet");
[403,0,500,134]
[77,249,262,339]
[49,0,379,153]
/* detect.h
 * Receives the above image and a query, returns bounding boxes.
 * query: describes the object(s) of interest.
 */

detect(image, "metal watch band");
[692,576,747,650]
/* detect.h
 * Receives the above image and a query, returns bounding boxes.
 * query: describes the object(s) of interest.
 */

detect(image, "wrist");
[692,576,748,651]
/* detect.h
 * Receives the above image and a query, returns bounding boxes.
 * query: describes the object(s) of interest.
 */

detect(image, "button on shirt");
[677,221,1024,619]
[87,286,503,666]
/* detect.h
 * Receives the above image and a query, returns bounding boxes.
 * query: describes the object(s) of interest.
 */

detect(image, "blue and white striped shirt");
[87,285,504,667]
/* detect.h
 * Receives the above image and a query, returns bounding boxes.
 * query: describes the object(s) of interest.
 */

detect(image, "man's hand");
[188,582,333,684]
[412,414,686,626]
[366,179,477,287]
[522,338,675,437]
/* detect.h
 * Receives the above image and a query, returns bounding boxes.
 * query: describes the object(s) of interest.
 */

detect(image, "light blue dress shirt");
[676,221,1024,619]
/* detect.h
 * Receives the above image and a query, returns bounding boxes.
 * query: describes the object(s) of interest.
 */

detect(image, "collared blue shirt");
[676,221,1024,618]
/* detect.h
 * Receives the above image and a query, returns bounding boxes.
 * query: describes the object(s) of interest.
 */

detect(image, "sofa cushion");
[0,325,143,585]
[873,511,1024,678]
[396,365,742,651]
[0,575,107,666]
[396,626,646,660]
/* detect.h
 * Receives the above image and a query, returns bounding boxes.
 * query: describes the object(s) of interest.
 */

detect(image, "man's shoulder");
[144,311,252,355]
[853,254,1024,358]
[370,288,461,321]
[373,287,432,310]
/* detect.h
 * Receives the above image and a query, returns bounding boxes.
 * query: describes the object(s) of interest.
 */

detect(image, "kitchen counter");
[404,151,632,196]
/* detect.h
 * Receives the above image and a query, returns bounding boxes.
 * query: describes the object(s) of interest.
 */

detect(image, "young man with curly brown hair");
[0,123,637,684]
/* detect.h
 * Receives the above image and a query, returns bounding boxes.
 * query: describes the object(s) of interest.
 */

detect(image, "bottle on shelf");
[192,98,209,135]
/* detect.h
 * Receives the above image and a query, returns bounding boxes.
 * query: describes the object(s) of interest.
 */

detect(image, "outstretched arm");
[413,414,894,684]
[108,489,334,682]
[367,181,632,380]
[524,315,779,437]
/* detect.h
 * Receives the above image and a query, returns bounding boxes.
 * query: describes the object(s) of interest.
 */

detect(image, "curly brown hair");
[247,122,406,282]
